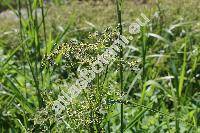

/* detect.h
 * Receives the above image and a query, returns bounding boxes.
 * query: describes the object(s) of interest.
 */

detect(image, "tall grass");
[0,0,199,132]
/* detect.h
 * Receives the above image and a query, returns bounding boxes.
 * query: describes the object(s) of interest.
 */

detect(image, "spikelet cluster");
[40,27,142,131]
[42,27,119,68]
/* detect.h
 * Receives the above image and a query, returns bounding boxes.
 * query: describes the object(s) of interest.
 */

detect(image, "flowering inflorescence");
[42,27,120,68]
[41,27,142,131]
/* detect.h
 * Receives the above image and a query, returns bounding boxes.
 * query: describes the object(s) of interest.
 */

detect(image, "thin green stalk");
[24,0,44,108]
[17,0,28,129]
[17,0,23,40]
[40,0,47,53]
[96,73,101,132]
[156,0,164,34]
[17,0,26,96]
[171,61,180,133]
[102,65,109,85]
[25,0,44,108]
[107,104,111,133]
[178,43,187,97]
[140,27,148,105]
[108,119,111,133]
[34,0,44,108]
[116,0,123,132]
[28,0,33,27]
[142,29,147,88]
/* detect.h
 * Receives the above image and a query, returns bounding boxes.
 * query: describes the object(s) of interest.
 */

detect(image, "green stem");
[40,0,47,53]
[116,0,123,132]
[17,0,28,129]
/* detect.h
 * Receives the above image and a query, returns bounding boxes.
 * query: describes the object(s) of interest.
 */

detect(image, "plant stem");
[171,60,180,133]
[17,0,28,129]
[116,0,123,132]
[40,0,47,53]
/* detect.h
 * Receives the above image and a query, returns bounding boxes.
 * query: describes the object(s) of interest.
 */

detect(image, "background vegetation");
[0,0,199,132]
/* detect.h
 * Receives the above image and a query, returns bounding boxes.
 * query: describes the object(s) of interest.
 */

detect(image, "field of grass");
[0,0,199,132]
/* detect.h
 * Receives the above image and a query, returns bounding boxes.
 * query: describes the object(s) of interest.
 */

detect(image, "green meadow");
[0,0,199,132]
